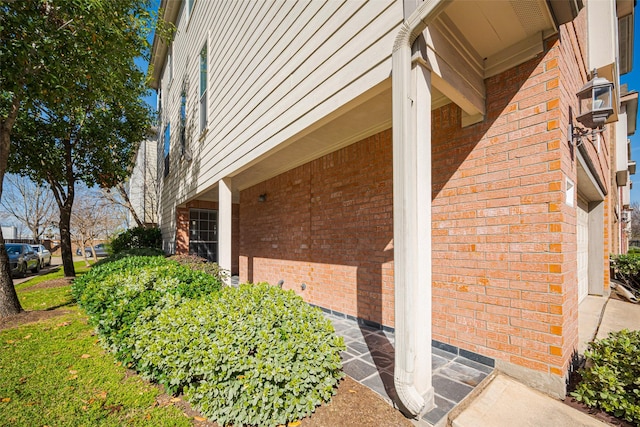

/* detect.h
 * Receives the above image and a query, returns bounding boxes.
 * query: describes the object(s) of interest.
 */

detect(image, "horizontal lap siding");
[161,0,400,206]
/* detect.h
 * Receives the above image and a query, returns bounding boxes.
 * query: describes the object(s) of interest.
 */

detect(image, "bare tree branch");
[101,183,143,227]
[72,187,127,263]
[0,175,57,242]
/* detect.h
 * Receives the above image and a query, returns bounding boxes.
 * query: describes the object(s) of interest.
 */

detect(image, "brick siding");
[239,131,395,326]
[233,14,611,381]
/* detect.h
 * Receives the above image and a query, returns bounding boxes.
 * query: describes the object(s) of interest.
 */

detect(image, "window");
[180,87,186,154]
[163,122,170,177]
[157,88,162,118]
[199,43,207,132]
[189,209,217,261]
[164,122,171,156]
[186,0,194,23]
[167,46,173,83]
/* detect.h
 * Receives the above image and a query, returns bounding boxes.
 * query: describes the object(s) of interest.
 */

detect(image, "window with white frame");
[199,43,207,132]
[180,85,187,155]
[163,122,170,177]
[157,87,162,118]
[168,46,173,83]
[186,0,194,23]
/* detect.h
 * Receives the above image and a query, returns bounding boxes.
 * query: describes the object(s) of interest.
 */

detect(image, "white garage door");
[577,198,589,302]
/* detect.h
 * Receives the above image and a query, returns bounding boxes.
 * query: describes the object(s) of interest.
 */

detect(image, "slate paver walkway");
[325,312,494,426]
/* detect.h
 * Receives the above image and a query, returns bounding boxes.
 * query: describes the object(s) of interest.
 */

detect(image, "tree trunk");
[0,227,21,317]
[115,183,143,227]
[0,95,23,316]
[59,205,75,277]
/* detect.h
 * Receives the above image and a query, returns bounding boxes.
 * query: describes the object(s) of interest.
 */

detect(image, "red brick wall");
[237,11,611,381]
[557,12,612,371]
[176,207,189,254]
[175,200,240,275]
[431,12,611,378]
[239,131,394,326]
[431,36,573,376]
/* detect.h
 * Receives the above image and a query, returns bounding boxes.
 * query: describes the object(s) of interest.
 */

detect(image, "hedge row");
[72,255,222,360]
[72,256,345,426]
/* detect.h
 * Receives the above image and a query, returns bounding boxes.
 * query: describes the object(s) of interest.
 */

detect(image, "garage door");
[577,198,589,302]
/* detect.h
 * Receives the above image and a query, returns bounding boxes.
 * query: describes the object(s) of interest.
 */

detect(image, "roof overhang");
[621,90,639,135]
[149,0,182,90]
[547,0,584,26]
[617,0,635,75]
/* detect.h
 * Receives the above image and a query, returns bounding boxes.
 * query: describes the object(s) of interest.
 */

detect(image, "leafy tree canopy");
[2,0,156,279]
[4,0,154,190]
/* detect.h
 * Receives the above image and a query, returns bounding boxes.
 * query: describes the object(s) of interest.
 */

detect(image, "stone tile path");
[326,312,494,426]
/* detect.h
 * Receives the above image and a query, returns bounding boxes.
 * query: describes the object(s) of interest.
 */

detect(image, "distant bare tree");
[101,183,143,227]
[0,175,57,242]
[141,152,161,226]
[102,156,160,228]
[72,187,126,264]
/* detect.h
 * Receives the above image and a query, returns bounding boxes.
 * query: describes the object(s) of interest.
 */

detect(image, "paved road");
[13,256,90,286]
[12,260,62,286]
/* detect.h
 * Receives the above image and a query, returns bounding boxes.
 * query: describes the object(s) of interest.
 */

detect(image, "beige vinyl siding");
[160,0,401,216]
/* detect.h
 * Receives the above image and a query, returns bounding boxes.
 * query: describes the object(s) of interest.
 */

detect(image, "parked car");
[31,244,52,269]
[7,243,40,277]
[76,243,108,258]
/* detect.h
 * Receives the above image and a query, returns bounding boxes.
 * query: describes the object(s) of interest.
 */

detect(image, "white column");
[413,63,433,394]
[393,59,434,415]
[218,177,232,284]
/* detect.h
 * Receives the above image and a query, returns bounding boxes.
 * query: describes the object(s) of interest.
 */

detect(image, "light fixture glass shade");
[576,74,614,129]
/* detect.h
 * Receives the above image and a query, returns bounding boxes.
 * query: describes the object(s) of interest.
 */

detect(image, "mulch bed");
[150,375,412,427]
[563,397,634,427]
[21,278,73,291]
[0,308,71,332]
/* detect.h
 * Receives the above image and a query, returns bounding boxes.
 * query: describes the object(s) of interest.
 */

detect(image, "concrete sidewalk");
[451,374,606,427]
[450,295,640,427]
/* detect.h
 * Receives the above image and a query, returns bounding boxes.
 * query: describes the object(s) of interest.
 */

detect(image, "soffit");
[621,91,639,135]
[617,0,635,18]
[442,0,557,77]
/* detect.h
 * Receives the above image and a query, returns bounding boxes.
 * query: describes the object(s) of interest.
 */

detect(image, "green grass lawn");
[0,269,193,427]
[15,261,93,291]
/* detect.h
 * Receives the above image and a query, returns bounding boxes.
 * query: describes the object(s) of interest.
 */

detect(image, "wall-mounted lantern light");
[576,69,614,129]
[571,69,615,150]
[258,193,267,202]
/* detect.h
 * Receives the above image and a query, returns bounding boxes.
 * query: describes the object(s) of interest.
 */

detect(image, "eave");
[149,0,182,90]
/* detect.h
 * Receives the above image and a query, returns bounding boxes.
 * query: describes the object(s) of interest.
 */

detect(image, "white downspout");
[392,0,450,417]
[218,177,232,286]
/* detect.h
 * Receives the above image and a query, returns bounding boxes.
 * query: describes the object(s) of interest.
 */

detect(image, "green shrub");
[572,329,640,423]
[127,283,345,426]
[72,255,167,302]
[611,253,640,277]
[110,226,162,254]
[94,247,166,267]
[169,254,228,282]
[72,256,222,359]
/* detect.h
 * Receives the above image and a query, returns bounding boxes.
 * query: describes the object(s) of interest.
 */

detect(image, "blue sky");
[621,3,640,205]
[137,0,160,111]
